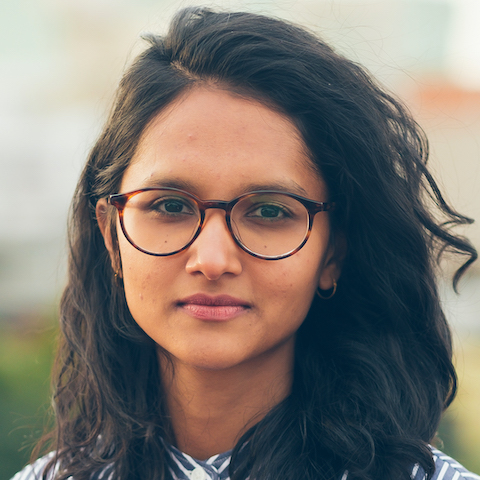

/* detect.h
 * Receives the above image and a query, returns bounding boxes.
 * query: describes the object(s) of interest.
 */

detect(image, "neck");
[159,342,294,460]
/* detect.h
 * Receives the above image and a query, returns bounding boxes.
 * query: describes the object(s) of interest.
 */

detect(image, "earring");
[316,279,337,300]
[113,267,123,281]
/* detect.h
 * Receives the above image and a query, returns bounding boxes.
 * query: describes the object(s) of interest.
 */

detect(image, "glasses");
[108,188,334,260]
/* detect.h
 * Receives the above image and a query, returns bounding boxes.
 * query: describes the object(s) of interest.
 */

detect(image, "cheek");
[118,240,164,310]
[261,252,321,313]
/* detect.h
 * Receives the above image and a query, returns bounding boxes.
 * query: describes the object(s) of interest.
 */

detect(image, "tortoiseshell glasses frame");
[108,187,335,260]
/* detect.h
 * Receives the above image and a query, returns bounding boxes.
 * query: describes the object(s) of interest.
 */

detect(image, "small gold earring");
[316,279,337,300]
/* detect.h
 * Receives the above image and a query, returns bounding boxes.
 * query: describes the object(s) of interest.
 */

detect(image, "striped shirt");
[11,445,480,480]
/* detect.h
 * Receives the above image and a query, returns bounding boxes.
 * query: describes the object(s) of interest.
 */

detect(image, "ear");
[318,233,347,291]
[96,198,120,274]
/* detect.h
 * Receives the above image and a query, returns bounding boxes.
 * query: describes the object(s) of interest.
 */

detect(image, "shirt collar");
[165,442,234,480]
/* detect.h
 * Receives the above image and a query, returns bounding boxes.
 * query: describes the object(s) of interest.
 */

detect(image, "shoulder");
[10,453,114,480]
[10,452,56,480]
[411,447,480,480]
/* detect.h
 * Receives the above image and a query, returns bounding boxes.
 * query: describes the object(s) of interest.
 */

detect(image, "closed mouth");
[177,294,250,308]
[177,294,251,321]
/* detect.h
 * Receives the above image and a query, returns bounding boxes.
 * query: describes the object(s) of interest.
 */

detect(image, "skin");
[97,87,342,459]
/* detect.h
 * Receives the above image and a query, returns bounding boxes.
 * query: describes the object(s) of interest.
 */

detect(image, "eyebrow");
[236,181,310,197]
[137,176,311,199]
[141,177,200,192]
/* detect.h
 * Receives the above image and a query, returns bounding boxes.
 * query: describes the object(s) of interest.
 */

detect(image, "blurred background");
[1,0,479,478]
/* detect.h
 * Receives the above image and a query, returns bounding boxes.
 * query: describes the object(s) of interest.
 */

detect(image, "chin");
[178,349,250,371]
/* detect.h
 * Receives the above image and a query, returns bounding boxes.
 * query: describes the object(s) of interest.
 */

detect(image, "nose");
[185,210,243,280]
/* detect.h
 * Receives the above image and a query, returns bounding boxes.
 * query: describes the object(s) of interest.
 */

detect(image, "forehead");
[121,88,326,200]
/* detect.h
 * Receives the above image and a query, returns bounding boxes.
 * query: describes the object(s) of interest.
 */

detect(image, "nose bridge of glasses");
[200,199,232,213]
[198,200,234,233]
[194,200,239,252]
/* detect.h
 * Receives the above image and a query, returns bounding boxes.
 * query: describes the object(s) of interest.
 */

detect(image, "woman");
[13,7,478,480]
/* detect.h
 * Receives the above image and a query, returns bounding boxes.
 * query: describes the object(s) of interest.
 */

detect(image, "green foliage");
[438,408,480,474]
[0,320,56,480]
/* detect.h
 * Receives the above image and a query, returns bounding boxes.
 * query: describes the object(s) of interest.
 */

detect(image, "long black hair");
[35,7,477,480]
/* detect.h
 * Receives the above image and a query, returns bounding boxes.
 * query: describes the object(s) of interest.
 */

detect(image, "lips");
[177,294,250,321]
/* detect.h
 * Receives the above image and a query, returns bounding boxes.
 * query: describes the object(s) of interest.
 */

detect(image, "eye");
[234,193,306,228]
[161,199,191,213]
[243,199,295,223]
[151,196,196,216]
[248,203,289,219]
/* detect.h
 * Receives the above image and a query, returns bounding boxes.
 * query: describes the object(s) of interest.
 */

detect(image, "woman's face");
[99,88,341,372]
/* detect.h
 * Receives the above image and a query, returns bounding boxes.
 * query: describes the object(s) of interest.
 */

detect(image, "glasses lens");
[231,193,309,257]
[121,190,200,255]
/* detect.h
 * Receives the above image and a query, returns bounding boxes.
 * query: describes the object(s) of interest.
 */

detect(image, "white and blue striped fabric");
[10,445,480,480]
[411,448,480,480]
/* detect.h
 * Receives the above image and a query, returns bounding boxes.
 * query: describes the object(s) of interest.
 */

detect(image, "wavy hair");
[35,7,477,480]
